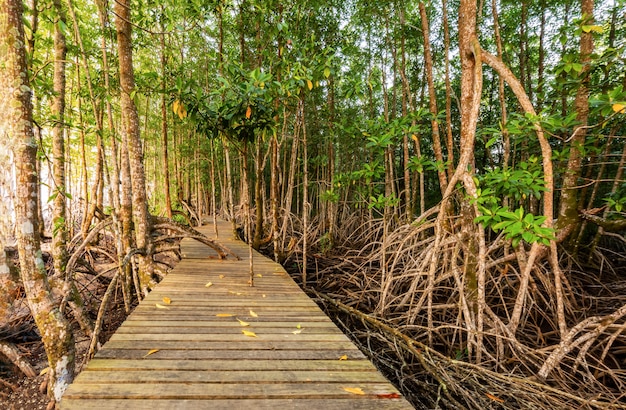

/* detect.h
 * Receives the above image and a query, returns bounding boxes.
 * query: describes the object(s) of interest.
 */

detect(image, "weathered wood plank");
[63,382,401,399]
[61,398,411,410]
[73,370,389,384]
[84,359,378,371]
[94,349,366,360]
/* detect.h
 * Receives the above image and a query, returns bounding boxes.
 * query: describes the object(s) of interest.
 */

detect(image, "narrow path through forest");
[59,220,412,409]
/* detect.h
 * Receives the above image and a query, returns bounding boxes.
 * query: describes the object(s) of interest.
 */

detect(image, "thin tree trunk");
[160,12,172,219]
[555,0,594,241]
[115,0,153,295]
[51,0,68,279]
[420,2,448,194]
[1,0,75,402]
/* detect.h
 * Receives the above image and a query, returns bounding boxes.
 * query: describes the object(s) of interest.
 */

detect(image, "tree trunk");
[51,0,68,279]
[0,0,75,402]
[555,0,594,240]
[115,0,154,295]
[420,2,448,194]
[160,14,172,219]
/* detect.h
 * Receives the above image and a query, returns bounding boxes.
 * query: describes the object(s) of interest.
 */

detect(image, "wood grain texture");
[60,220,412,409]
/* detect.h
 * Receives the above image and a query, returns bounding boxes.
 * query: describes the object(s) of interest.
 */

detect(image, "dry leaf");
[338,355,348,361]
[216,313,234,317]
[377,393,400,399]
[343,387,365,395]
[237,318,250,327]
[219,274,225,279]
[39,367,49,376]
[486,393,504,403]
[155,303,170,309]
[249,309,258,318]
[229,291,244,296]
[143,349,159,358]
[255,274,262,278]
[292,329,303,335]
[296,323,302,329]
[205,282,213,287]
[242,330,258,337]
[162,297,171,305]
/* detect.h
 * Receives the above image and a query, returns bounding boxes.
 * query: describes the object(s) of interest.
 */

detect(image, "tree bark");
[0,0,75,402]
[51,0,68,279]
[555,0,594,239]
[115,0,154,295]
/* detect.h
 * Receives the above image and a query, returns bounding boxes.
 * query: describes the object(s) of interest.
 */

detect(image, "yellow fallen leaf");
[155,303,170,309]
[292,329,303,334]
[219,274,225,279]
[338,355,348,361]
[205,282,213,287]
[296,323,302,329]
[343,387,365,395]
[162,297,171,305]
[242,330,258,337]
[249,309,258,318]
[144,349,159,357]
[39,367,49,376]
[255,274,262,278]
[216,313,234,317]
[486,393,505,403]
[613,103,625,113]
[237,318,250,327]
[262,294,266,298]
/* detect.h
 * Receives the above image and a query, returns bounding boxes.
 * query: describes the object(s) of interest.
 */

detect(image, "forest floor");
[1,298,130,410]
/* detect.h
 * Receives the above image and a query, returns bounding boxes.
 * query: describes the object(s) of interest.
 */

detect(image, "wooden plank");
[84,359,378,371]
[60,220,413,409]
[61,398,411,410]
[94,349,366,360]
[73,370,388,384]
[63,382,401,399]
[105,339,357,349]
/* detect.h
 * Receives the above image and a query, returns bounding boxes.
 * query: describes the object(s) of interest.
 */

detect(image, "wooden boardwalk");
[60,220,412,409]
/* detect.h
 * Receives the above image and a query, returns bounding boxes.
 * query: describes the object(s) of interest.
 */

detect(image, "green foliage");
[368,193,399,211]
[474,206,555,248]
[478,158,547,203]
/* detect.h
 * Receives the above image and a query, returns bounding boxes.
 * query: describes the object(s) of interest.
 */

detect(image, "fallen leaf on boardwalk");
[376,393,400,399]
[162,297,171,305]
[205,282,213,287]
[338,355,348,361]
[237,318,250,327]
[242,330,258,337]
[219,274,225,279]
[296,323,302,329]
[155,303,170,309]
[262,294,266,298]
[143,349,159,357]
[216,313,234,317]
[229,291,244,296]
[292,329,303,334]
[486,393,504,403]
[249,309,258,317]
[343,387,365,395]
[255,274,262,278]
